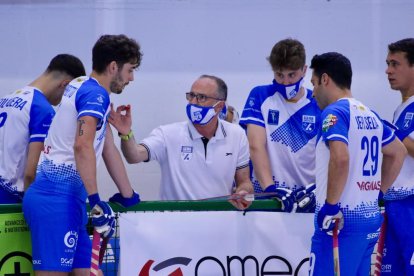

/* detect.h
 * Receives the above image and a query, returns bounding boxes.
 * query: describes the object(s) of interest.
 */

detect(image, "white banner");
[119,211,314,276]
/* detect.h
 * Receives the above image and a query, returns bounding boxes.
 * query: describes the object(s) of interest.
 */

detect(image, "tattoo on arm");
[78,119,85,136]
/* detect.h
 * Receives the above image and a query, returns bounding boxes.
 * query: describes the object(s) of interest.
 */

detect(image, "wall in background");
[0,0,412,200]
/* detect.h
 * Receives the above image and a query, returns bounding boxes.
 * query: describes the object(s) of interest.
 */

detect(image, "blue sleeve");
[28,91,55,143]
[393,102,414,141]
[239,86,268,129]
[371,111,396,147]
[320,101,350,145]
[75,86,110,130]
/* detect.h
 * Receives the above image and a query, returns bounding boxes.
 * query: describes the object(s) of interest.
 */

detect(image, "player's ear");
[321,73,329,86]
[108,61,118,75]
[60,79,71,88]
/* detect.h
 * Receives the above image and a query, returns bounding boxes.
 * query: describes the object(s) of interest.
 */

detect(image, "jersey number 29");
[361,136,379,176]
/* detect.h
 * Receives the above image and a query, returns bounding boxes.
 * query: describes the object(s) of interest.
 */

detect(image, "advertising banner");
[0,213,33,276]
[120,211,314,276]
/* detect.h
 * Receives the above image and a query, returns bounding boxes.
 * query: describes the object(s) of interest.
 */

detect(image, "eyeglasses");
[185,92,224,103]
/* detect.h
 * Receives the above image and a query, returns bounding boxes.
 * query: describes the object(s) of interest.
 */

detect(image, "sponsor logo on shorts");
[64,231,78,249]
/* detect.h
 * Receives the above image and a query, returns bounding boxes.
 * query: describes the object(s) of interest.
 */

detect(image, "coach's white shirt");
[141,119,250,200]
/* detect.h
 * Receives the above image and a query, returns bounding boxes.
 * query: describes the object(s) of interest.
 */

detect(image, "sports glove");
[263,184,296,213]
[109,191,141,208]
[317,201,344,235]
[89,193,115,237]
[101,218,116,239]
[293,183,316,213]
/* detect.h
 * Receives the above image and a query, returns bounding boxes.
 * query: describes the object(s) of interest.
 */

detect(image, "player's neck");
[90,72,111,94]
[400,87,414,103]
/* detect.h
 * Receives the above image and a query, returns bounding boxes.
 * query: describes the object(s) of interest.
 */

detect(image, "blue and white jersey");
[34,77,110,201]
[239,81,321,192]
[0,86,54,195]
[384,96,414,201]
[315,98,395,233]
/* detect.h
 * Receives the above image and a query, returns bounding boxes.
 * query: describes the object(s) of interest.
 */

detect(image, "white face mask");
[186,102,220,125]
[273,77,304,100]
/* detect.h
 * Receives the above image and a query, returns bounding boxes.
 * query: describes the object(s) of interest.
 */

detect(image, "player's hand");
[228,190,252,210]
[101,218,116,239]
[317,201,344,235]
[89,194,115,235]
[263,184,296,213]
[109,191,141,208]
[293,183,316,213]
[108,103,132,135]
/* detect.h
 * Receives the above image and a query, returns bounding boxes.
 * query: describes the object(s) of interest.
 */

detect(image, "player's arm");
[380,137,407,192]
[326,140,349,204]
[74,115,99,196]
[400,136,414,158]
[103,125,134,198]
[23,142,44,191]
[246,124,273,189]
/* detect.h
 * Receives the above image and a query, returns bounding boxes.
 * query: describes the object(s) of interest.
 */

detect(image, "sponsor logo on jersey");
[267,109,279,125]
[322,114,337,132]
[302,115,316,133]
[97,95,104,104]
[248,97,255,107]
[356,180,381,191]
[403,112,414,129]
[64,231,78,249]
[181,146,193,161]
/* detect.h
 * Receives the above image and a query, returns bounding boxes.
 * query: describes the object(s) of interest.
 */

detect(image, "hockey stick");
[90,230,110,276]
[374,210,387,276]
[198,183,316,203]
[90,229,101,276]
[99,236,109,265]
[333,218,340,276]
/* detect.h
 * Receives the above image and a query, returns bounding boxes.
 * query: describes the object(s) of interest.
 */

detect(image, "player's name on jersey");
[355,115,379,130]
[0,96,27,110]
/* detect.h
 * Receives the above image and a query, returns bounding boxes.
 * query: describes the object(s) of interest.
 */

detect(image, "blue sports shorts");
[23,184,91,272]
[381,195,414,275]
[309,228,379,276]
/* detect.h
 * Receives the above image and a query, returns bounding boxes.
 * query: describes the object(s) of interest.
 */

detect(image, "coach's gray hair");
[199,74,227,100]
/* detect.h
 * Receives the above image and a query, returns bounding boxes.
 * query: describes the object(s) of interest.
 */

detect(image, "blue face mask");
[272,77,304,100]
[219,104,227,120]
[186,102,220,125]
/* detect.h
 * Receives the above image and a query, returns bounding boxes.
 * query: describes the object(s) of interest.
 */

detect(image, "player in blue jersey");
[23,34,142,275]
[381,38,414,275]
[308,52,406,276]
[0,54,85,204]
[239,38,321,212]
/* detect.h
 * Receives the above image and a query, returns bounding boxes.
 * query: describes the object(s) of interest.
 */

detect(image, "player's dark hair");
[310,52,352,90]
[267,38,306,71]
[92,34,143,73]
[46,54,86,79]
[388,38,414,66]
[199,74,227,101]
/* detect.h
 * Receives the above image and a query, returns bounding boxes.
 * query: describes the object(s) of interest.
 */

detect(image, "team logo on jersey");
[267,110,279,125]
[403,112,414,129]
[322,114,338,132]
[302,115,316,133]
[181,146,193,161]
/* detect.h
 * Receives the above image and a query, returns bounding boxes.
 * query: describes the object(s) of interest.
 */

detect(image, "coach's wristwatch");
[118,130,133,141]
